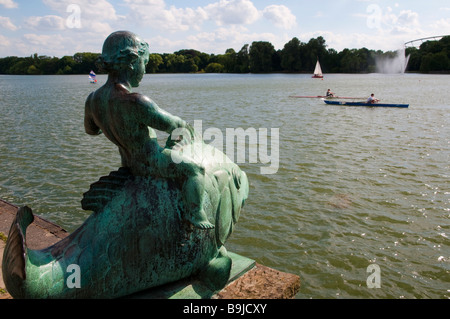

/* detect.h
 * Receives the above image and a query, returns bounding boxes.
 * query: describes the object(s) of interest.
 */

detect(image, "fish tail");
[2,206,34,298]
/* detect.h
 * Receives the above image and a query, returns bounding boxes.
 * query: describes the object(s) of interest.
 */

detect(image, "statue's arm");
[138,95,188,133]
[84,93,102,135]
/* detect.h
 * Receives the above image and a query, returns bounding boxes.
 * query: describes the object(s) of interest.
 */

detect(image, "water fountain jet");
[376,47,410,73]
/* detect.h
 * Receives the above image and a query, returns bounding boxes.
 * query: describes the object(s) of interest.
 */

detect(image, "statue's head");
[98,31,150,87]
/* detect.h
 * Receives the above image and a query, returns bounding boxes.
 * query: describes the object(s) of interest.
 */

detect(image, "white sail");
[313,60,322,76]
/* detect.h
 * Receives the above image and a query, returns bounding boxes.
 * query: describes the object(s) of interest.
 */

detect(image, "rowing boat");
[323,100,409,108]
[290,95,365,99]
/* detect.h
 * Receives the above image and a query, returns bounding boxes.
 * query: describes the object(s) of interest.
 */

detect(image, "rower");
[326,89,335,97]
[367,93,379,104]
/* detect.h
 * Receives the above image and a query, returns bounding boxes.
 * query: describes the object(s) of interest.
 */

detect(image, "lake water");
[0,73,449,299]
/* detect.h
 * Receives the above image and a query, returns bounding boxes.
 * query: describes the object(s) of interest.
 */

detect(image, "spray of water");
[376,47,410,73]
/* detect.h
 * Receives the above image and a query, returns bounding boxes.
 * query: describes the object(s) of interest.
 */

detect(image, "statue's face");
[129,52,149,87]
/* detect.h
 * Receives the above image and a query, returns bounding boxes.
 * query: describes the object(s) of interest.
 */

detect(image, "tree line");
[406,36,450,73]
[0,36,449,75]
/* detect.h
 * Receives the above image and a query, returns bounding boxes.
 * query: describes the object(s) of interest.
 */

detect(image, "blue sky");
[1,0,449,57]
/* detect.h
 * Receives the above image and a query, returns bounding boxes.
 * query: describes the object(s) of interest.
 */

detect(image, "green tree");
[405,47,420,72]
[147,53,163,73]
[27,64,41,75]
[37,56,60,74]
[235,44,250,73]
[338,48,373,73]
[164,54,199,73]
[218,48,237,73]
[281,37,302,72]
[57,56,76,74]
[3,34,450,75]
[62,65,73,74]
[164,54,184,73]
[420,52,450,73]
[72,52,101,74]
[174,49,209,71]
[0,56,19,74]
[249,41,275,73]
[324,48,340,73]
[302,36,328,72]
[205,62,224,73]
[8,59,32,74]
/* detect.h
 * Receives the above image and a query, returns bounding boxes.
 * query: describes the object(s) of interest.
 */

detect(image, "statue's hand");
[166,122,201,149]
[165,125,191,149]
[184,122,202,141]
[165,134,180,148]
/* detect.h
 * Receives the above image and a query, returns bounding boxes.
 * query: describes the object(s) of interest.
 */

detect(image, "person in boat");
[84,31,213,229]
[367,93,379,104]
[326,89,335,98]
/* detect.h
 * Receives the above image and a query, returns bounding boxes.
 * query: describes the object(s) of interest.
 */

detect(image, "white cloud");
[0,16,18,31]
[170,7,209,31]
[148,25,251,53]
[396,10,419,27]
[123,0,208,32]
[123,0,265,32]
[43,0,121,22]
[23,33,61,46]
[146,24,286,54]
[430,18,450,31]
[25,15,66,31]
[122,0,298,36]
[204,0,260,26]
[22,33,69,56]
[356,4,423,37]
[9,0,437,58]
[301,29,409,52]
[383,8,422,35]
[0,34,11,47]
[36,0,120,40]
[0,0,18,9]
[188,25,256,50]
[262,5,296,29]
[18,31,108,56]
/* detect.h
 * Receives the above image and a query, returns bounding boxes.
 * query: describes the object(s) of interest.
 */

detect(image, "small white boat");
[312,59,323,78]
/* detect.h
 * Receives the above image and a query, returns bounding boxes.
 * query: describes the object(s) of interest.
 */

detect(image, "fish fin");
[215,186,232,246]
[81,167,132,212]
[2,206,34,298]
[198,246,232,292]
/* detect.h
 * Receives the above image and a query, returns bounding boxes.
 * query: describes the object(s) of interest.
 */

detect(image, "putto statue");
[85,31,213,229]
[2,31,249,298]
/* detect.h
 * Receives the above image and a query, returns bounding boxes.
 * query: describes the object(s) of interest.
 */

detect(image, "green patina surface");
[128,252,255,299]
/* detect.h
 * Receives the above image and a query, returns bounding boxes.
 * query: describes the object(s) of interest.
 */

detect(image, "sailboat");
[89,70,97,84]
[312,59,323,78]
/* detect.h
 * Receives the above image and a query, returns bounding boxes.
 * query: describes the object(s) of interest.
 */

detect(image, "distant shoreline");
[1,35,449,75]
[1,71,449,76]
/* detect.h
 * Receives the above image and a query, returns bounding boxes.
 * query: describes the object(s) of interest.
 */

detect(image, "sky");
[0,0,449,57]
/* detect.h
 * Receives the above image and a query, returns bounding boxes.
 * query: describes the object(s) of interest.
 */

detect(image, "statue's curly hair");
[97,31,149,73]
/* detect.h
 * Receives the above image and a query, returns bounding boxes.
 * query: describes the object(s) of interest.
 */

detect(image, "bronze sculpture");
[2,31,249,298]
